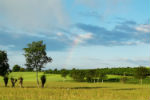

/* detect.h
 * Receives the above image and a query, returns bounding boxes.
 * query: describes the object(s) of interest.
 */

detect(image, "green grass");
[0,72,150,100]
[0,72,73,82]
[1,72,150,84]
[0,82,150,100]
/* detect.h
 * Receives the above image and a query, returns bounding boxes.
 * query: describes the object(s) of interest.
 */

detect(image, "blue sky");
[0,0,149,69]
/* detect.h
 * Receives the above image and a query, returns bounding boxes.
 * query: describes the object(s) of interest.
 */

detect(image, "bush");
[41,75,46,88]
[18,77,24,88]
[3,76,9,87]
[10,77,17,87]
[105,78,120,82]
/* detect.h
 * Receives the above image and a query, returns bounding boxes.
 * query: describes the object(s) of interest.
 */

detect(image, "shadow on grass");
[25,86,38,88]
[113,88,138,91]
[70,86,108,89]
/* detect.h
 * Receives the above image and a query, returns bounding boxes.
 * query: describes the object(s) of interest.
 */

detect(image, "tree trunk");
[102,79,103,83]
[36,70,39,87]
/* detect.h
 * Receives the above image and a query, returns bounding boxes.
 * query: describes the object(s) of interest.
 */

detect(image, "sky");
[0,0,150,69]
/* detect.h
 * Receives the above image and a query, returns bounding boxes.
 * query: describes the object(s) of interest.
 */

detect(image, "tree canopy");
[23,40,52,86]
[12,65,21,72]
[0,50,10,76]
[134,66,149,84]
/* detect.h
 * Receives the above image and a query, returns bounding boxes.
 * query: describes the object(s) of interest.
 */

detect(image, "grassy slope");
[0,72,73,82]
[0,72,150,84]
[0,82,150,100]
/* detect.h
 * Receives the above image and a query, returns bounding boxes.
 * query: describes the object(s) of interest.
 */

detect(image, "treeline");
[11,64,34,72]
[44,67,150,83]
[44,67,150,76]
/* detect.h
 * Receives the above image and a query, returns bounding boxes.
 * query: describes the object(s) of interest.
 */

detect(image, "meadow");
[0,72,150,100]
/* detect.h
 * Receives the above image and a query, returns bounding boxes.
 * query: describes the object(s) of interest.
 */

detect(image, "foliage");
[12,65,21,72]
[3,76,9,87]
[98,71,107,83]
[85,69,97,82]
[20,68,25,72]
[134,66,149,84]
[23,40,52,86]
[0,50,10,76]
[70,69,86,82]
[60,69,69,78]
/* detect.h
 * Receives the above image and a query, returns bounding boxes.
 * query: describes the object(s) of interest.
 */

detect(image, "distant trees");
[53,68,59,74]
[0,50,10,86]
[85,70,96,82]
[70,69,86,82]
[44,68,61,74]
[12,65,21,72]
[134,66,149,84]
[20,68,25,72]
[12,65,26,72]
[60,69,69,81]
[98,72,107,83]
[43,67,150,84]
[23,40,52,87]
[69,69,107,82]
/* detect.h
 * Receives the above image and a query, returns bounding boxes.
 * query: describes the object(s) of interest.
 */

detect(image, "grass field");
[0,72,150,100]
[0,72,73,82]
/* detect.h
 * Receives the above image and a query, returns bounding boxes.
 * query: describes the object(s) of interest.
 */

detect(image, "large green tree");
[23,41,52,87]
[134,66,149,84]
[0,50,9,76]
[0,50,10,86]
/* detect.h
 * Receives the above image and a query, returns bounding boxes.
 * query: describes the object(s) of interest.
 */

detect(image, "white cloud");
[78,33,93,39]
[135,24,150,33]
[56,32,63,37]
[74,33,93,44]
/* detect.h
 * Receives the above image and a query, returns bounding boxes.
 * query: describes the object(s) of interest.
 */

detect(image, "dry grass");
[0,82,150,100]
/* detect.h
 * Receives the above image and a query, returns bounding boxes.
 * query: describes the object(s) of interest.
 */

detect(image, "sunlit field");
[0,72,150,100]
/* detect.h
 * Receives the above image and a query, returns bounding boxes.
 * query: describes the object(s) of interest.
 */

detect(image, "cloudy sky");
[0,0,150,69]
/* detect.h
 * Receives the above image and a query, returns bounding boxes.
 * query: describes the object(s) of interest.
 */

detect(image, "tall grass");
[0,82,149,100]
[0,72,149,100]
